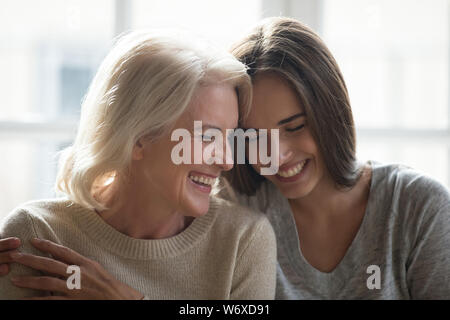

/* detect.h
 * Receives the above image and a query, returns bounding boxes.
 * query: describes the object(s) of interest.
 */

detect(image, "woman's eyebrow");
[277,112,306,125]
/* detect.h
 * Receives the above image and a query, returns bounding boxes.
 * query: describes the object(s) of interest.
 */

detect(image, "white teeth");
[278,160,307,178]
[189,175,216,186]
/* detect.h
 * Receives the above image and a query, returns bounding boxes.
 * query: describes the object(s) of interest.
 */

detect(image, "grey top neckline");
[269,161,375,281]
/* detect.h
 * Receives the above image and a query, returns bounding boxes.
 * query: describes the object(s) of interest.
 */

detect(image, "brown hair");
[223,17,361,196]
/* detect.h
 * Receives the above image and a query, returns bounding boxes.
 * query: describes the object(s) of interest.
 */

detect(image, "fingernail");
[11,277,19,282]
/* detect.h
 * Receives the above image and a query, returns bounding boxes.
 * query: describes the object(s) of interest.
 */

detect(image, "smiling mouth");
[188,172,217,188]
[277,160,308,178]
[188,175,216,187]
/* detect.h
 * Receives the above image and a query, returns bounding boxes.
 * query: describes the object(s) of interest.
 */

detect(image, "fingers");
[30,238,86,266]
[0,263,9,276]
[0,250,20,276]
[0,238,22,275]
[0,250,20,264]
[0,237,21,251]
[11,276,69,294]
[10,252,69,278]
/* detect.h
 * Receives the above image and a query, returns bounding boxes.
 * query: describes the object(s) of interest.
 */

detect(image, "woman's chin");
[183,200,210,218]
[184,178,213,216]
[271,178,313,200]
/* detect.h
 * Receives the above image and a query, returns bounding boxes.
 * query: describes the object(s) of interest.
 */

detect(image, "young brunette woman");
[219,17,450,299]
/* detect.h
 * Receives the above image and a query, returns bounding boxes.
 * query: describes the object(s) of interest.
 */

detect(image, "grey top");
[219,161,450,299]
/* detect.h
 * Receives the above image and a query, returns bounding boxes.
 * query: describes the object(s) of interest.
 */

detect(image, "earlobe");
[132,139,145,160]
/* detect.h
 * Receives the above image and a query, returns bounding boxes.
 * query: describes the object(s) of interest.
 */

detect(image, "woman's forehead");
[183,84,239,128]
[245,75,305,128]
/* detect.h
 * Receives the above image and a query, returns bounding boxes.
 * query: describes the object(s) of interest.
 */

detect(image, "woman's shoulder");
[211,195,271,225]
[209,196,276,271]
[369,160,450,221]
[0,198,78,238]
[209,195,275,240]
[371,161,449,203]
[3,197,76,220]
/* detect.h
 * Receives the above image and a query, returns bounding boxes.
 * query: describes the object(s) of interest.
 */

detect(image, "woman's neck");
[288,164,372,223]
[94,180,193,240]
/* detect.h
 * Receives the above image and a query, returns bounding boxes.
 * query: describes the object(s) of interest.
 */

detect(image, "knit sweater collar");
[62,197,219,260]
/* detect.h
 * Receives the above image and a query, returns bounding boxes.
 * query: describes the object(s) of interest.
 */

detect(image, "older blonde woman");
[0,30,276,299]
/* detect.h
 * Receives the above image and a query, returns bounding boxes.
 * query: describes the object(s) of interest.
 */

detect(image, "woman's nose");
[278,139,293,166]
[206,138,234,172]
[218,140,234,171]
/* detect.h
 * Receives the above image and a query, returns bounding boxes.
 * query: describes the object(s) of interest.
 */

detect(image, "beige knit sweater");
[0,196,276,299]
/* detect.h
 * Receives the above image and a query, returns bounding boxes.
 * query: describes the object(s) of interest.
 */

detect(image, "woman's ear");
[132,138,145,161]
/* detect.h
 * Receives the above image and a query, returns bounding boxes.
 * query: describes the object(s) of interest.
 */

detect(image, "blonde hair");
[56,30,252,210]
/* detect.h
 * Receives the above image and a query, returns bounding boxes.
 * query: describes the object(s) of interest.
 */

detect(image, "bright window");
[321,0,450,188]
[0,0,114,218]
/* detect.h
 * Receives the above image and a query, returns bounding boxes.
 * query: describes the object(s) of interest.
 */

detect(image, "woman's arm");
[217,181,277,299]
[0,237,21,276]
[230,216,277,299]
[406,202,450,299]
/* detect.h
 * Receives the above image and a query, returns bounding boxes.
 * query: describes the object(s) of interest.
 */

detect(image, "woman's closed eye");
[202,134,216,141]
[285,123,305,132]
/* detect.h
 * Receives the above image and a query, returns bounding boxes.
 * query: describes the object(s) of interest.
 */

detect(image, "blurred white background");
[0,0,449,219]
